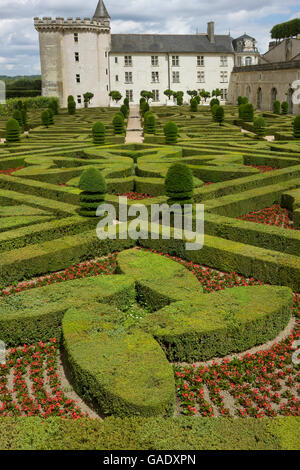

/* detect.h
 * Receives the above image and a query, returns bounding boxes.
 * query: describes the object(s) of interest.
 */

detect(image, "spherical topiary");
[190,98,198,112]
[6,118,20,143]
[92,121,106,144]
[215,106,225,126]
[165,163,194,205]
[253,117,267,138]
[12,110,23,127]
[41,110,50,127]
[113,114,124,134]
[164,121,178,144]
[210,98,220,108]
[273,100,281,115]
[281,101,288,115]
[293,115,300,139]
[79,168,107,217]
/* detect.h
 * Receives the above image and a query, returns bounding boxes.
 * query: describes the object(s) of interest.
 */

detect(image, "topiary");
[49,98,59,115]
[6,118,20,143]
[241,103,254,122]
[253,117,267,138]
[113,114,124,134]
[210,98,220,108]
[92,121,106,144]
[68,96,76,115]
[164,121,178,144]
[175,91,184,106]
[140,101,150,116]
[293,115,300,139]
[215,106,225,126]
[123,97,129,109]
[47,108,54,125]
[165,163,194,205]
[146,114,156,134]
[238,96,248,105]
[120,104,128,119]
[190,98,198,112]
[273,100,281,114]
[12,110,23,127]
[41,110,50,127]
[281,101,289,115]
[79,167,107,217]
[211,104,219,122]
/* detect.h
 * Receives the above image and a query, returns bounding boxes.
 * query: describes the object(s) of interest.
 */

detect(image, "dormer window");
[245,57,252,66]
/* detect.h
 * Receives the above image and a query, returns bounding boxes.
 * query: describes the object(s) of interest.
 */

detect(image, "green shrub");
[238,96,248,105]
[140,101,150,117]
[281,101,289,115]
[240,103,254,122]
[293,115,300,139]
[92,121,105,145]
[41,110,50,127]
[210,98,220,108]
[120,104,128,119]
[254,117,267,137]
[123,97,129,109]
[6,118,20,143]
[113,114,124,135]
[12,110,23,127]
[175,91,184,106]
[67,96,76,115]
[190,98,198,112]
[211,104,219,121]
[146,114,156,134]
[215,105,225,126]
[47,108,54,125]
[165,162,194,204]
[79,168,107,217]
[48,98,59,115]
[164,121,178,144]
[273,100,281,114]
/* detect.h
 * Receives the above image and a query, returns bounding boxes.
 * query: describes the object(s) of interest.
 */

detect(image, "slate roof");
[93,0,110,19]
[111,34,235,54]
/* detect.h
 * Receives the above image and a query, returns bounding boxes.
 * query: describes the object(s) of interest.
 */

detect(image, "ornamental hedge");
[164,121,178,144]
[78,167,107,217]
[5,118,20,143]
[165,163,194,205]
[92,121,105,145]
[293,115,300,139]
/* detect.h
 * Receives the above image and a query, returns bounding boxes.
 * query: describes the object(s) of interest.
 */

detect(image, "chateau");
[34,0,259,108]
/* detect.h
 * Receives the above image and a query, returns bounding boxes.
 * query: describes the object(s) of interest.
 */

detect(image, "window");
[152,71,159,83]
[197,56,204,66]
[221,89,228,100]
[105,51,107,58]
[220,71,228,83]
[115,75,119,82]
[151,56,159,66]
[126,90,133,102]
[172,71,180,83]
[115,57,118,64]
[197,71,205,83]
[74,33,78,43]
[220,56,228,67]
[172,56,179,66]
[124,56,132,66]
[106,69,108,75]
[77,95,82,104]
[245,56,252,66]
[152,90,160,102]
[75,52,79,62]
[76,74,80,83]
[125,72,133,83]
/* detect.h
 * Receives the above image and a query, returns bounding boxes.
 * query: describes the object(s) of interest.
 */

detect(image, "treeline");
[271,18,300,40]
[0,75,42,99]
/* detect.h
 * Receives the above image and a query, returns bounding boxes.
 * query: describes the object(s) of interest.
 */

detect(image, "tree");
[212,88,222,98]
[215,106,225,126]
[79,168,107,218]
[109,91,122,104]
[165,163,194,205]
[271,19,300,40]
[187,90,198,98]
[293,115,300,139]
[199,90,211,103]
[83,92,94,108]
[6,118,20,143]
[140,90,154,103]
[67,95,76,115]
[164,121,178,144]
[92,122,105,144]
[164,89,175,100]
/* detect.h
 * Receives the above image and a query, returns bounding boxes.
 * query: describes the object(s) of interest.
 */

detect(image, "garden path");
[125,105,144,143]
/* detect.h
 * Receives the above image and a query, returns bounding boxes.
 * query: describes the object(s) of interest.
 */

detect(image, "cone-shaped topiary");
[79,168,107,217]
[215,106,225,126]
[120,104,128,119]
[190,98,198,112]
[68,96,76,115]
[293,115,300,139]
[164,121,178,144]
[140,101,150,116]
[211,104,219,122]
[113,114,124,134]
[123,97,129,109]
[165,163,194,205]
[273,100,281,114]
[6,118,20,143]
[49,98,59,115]
[281,101,288,115]
[146,114,156,134]
[12,110,23,127]
[254,117,267,138]
[92,121,106,144]
[41,110,50,127]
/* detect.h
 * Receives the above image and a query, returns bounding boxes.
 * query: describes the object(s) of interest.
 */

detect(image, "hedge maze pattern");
[0,105,299,426]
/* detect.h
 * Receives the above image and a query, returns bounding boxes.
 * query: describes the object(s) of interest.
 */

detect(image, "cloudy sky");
[0,0,299,76]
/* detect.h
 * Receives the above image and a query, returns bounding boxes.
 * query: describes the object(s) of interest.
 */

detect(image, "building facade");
[34,1,259,108]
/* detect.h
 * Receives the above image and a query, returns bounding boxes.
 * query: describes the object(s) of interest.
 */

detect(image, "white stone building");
[34,1,259,108]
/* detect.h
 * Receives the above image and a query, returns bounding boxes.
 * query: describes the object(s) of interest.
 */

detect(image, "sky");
[0,0,299,76]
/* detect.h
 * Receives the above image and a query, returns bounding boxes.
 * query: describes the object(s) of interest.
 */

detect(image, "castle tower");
[34,1,111,108]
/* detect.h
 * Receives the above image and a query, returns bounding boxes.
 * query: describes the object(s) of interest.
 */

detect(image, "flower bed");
[246,165,280,173]
[118,192,155,200]
[237,204,297,230]
[0,167,24,176]
[0,339,86,419]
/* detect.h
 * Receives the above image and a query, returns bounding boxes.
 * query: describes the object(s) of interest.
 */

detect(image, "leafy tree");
[271,19,300,39]
[164,89,175,100]
[212,89,222,98]
[173,91,184,106]
[140,90,154,103]
[165,163,194,205]
[83,92,94,108]
[109,91,122,103]
[79,168,107,218]
[187,90,198,98]
[199,90,211,103]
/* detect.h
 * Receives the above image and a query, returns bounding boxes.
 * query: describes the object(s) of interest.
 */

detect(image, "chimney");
[207,21,215,43]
